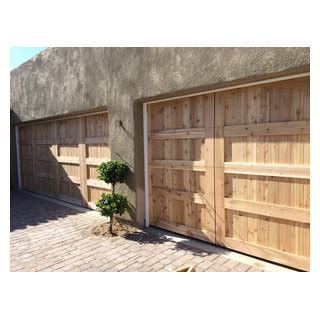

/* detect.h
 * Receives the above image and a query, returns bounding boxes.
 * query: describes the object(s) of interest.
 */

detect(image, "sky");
[10,47,46,70]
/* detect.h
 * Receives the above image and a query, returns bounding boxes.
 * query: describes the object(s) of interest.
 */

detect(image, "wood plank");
[147,105,155,225]
[204,93,215,242]
[31,126,37,192]
[86,158,109,166]
[34,138,56,145]
[150,160,205,171]
[59,175,80,184]
[224,120,309,137]
[87,179,112,190]
[57,137,80,144]
[79,117,88,206]
[84,136,109,144]
[149,128,205,140]
[224,237,309,271]
[52,120,60,197]
[57,156,80,164]
[224,162,310,179]
[35,172,55,179]
[214,92,226,245]
[224,198,309,223]
[153,187,205,205]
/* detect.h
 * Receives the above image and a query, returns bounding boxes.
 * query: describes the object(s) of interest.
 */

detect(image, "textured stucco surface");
[10,47,310,224]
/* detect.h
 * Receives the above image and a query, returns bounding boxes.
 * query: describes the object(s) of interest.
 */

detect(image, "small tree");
[96,160,129,234]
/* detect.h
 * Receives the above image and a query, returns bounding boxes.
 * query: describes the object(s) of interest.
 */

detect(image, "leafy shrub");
[96,193,128,218]
[97,160,129,191]
[96,160,129,234]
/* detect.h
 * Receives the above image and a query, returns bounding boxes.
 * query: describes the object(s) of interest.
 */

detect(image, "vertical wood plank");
[214,92,225,245]
[52,120,60,197]
[148,105,155,224]
[31,125,37,193]
[204,93,215,242]
[79,117,88,206]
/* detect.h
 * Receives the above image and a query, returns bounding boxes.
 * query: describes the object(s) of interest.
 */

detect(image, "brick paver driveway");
[10,191,290,272]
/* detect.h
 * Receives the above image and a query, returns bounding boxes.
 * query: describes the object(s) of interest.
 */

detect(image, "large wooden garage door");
[147,94,215,243]
[147,76,310,270]
[215,77,310,271]
[18,111,111,209]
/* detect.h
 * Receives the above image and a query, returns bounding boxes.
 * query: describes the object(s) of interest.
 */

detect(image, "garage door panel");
[86,143,109,159]
[85,113,109,137]
[18,111,110,209]
[57,118,79,138]
[147,76,309,270]
[37,159,55,176]
[148,93,215,242]
[37,177,56,197]
[34,122,55,140]
[216,77,310,270]
[87,186,107,204]
[59,180,82,200]
[58,144,79,157]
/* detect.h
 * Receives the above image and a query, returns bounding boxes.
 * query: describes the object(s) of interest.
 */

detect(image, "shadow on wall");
[11,130,86,231]
[132,99,145,225]
[10,110,21,189]
[113,118,137,223]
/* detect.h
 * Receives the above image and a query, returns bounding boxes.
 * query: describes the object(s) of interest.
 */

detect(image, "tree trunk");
[109,213,113,234]
[110,183,115,234]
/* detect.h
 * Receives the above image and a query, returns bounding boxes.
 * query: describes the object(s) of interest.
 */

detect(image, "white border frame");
[143,72,310,227]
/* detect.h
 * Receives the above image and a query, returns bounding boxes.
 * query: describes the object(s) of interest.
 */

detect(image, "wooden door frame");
[143,72,310,228]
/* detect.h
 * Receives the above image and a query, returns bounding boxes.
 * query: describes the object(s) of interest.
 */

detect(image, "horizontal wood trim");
[17,110,108,127]
[152,187,205,205]
[34,138,56,145]
[85,136,109,144]
[150,128,205,140]
[57,157,109,166]
[87,179,112,190]
[150,160,206,171]
[224,162,310,179]
[57,156,79,164]
[86,158,109,166]
[224,120,310,137]
[35,172,55,179]
[224,198,310,223]
[153,219,215,243]
[57,137,79,145]
[59,175,80,184]
[223,237,310,271]
[31,136,109,145]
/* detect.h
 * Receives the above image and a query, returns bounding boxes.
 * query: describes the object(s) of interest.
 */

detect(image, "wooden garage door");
[147,76,310,270]
[147,94,215,242]
[18,111,111,208]
[215,77,310,271]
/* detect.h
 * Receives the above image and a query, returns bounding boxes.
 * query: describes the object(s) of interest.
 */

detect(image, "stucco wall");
[10,47,310,224]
